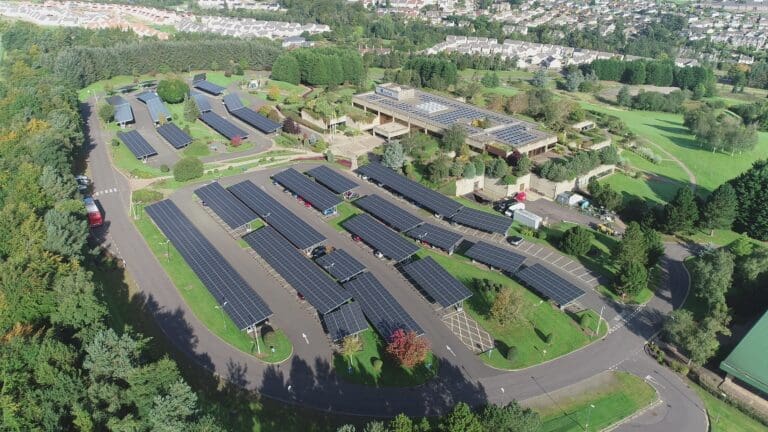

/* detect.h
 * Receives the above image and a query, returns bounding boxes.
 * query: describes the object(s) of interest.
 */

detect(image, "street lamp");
[159,240,170,262]
[215,301,228,330]
[585,404,595,432]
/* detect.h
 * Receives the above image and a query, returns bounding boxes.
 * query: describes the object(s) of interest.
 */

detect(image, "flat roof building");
[720,310,768,395]
[353,83,557,157]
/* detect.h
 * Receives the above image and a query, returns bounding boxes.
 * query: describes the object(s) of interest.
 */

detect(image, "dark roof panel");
[193,79,225,95]
[316,249,366,282]
[404,223,463,253]
[157,123,192,149]
[342,214,419,262]
[194,182,257,229]
[117,130,156,159]
[273,168,341,212]
[322,302,368,341]
[403,257,472,308]
[354,194,423,232]
[452,208,512,235]
[306,165,359,194]
[199,111,249,140]
[515,263,586,306]
[343,272,423,338]
[464,241,526,274]
[229,108,282,134]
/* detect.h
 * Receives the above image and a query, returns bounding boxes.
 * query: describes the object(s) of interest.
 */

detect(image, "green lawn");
[110,139,164,178]
[328,201,362,232]
[133,206,292,363]
[539,372,657,432]
[422,250,605,369]
[333,329,438,387]
[691,381,768,432]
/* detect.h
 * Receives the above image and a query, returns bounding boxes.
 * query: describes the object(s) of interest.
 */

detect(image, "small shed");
[556,191,584,207]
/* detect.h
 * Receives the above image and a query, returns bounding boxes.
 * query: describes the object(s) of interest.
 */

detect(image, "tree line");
[271,47,365,87]
[585,59,716,96]
[683,107,758,156]
[367,51,517,73]
[537,146,620,182]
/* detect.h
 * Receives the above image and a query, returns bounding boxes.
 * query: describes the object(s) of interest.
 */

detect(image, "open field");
[691,381,768,432]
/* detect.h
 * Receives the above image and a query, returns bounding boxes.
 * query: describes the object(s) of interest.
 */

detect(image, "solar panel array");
[194,182,257,229]
[491,125,537,146]
[515,263,586,306]
[452,208,513,235]
[322,301,368,341]
[193,79,225,95]
[357,162,464,217]
[273,168,341,212]
[402,257,472,308]
[223,93,245,111]
[306,165,358,194]
[191,91,212,113]
[199,111,249,140]
[404,223,463,253]
[355,194,423,232]
[228,180,326,250]
[243,227,351,315]
[343,272,423,338]
[465,241,526,274]
[157,123,192,149]
[146,97,171,124]
[117,130,157,159]
[229,108,282,134]
[136,91,158,103]
[316,249,366,282]
[342,214,419,262]
[145,200,272,330]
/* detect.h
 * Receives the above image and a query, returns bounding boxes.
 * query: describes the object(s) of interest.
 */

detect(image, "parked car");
[352,235,362,242]
[75,175,90,192]
[311,246,328,259]
[374,250,384,259]
[507,235,524,246]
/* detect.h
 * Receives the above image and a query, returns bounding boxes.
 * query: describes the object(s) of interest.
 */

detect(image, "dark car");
[507,235,524,246]
[311,246,327,259]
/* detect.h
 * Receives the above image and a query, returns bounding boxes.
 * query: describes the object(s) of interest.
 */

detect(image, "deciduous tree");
[490,288,524,325]
[386,329,430,369]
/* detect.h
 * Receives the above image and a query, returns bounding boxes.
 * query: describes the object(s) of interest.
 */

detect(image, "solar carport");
[316,249,366,282]
[343,272,423,338]
[228,180,326,252]
[107,95,134,126]
[451,208,512,235]
[157,123,192,149]
[195,182,257,230]
[402,257,472,309]
[354,194,423,232]
[405,223,463,254]
[146,200,273,330]
[272,168,341,215]
[192,79,226,95]
[465,241,526,274]
[515,264,586,308]
[306,165,358,194]
[243,227,351,315]
[342,214,419,262]
[117,130,157,159]
[199,111,249,140]
[223,93,282,134]
[322,302,368,341]
[191,91,212,113]
[357,162,463,218]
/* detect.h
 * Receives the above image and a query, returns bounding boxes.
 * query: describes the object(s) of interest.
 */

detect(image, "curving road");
[82,98,708,429]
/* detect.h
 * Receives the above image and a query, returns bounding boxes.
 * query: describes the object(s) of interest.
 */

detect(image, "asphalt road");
[82,97,708,430]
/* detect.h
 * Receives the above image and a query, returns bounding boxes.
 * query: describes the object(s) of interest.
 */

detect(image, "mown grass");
[110,139,163,178]
[691,381,768,432]
[327,201,362,232]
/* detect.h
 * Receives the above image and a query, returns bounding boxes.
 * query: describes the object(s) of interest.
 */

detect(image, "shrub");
[263,329,278,346]
[111,138,121,147]
[544,333,553,344]
[156,78,189,104]
[173,157,204,182]
[372,358,383,373]
[506,346,518,362]
[132,189,163,204]
[580,313,592,328]
[560,225,594,256]
[160,164,170,173]
[98,103,115,123]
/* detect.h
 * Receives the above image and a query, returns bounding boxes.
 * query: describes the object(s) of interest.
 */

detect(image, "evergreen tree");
[560,225,594,256]
[700,183,738,234]
[617,85,632,107]
[479,402,541,432]
[615,261,648,298]
[382,141,405,171]
[389,414,414,432]
[439,402,483,432]
[183,95,200,122]
[729,159,768,240]
[662,187,699,233]
[531,70,549,88]
[614,222,648,267]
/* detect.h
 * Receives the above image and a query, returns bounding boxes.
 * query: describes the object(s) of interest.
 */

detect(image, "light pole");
[585,404,595,432]
[215,301,228,330]
[159,240,170,261]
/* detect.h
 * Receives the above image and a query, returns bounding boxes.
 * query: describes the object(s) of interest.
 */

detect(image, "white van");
[504,202,526,217]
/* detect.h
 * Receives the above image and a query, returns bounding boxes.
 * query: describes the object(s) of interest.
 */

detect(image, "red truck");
[83,197,103,228]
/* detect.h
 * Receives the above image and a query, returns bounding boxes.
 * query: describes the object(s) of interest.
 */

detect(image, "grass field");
[691,381,768,432]
[538,372,657,432]
[110,138,164,178]
[328,201,362,232]
[133,206,292,364]
[333,329,438,387]
[422,250,605,369]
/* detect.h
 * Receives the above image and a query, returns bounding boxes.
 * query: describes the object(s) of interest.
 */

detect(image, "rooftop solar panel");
[354,194,423,232]
[114,103,135,124]
[191,91,212,113]
[145,200,272,330]
[199,111,249,140]
[404,223,463,253]
[243,227,351,315]
[357,162,464,217]
[107,95,128,106]
[343,272,423,338]
[146,97,171,124]
[515,263,586,306]
[305,165,358,194]
[322,302,368,341]
[117,130,156,159]
[273,168,342,213]
[193,79,225,95]
[464,241,526,274]
[342,214,419,262]
[402,257,472,308]
[316,249,366,282]
[136,91,159,103]
[223,93,245,111]
[228,180,326,251]
[157,123,192,149]
[229,108,282,134]
[195,182,257,229]
[452,208,512,235]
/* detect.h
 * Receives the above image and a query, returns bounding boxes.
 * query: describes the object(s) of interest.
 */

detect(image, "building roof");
[191,91,213,113]
[146,97,171,123]
[720,310,768,394]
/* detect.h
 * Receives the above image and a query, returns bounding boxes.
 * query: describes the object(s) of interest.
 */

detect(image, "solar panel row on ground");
[316,249,366,282]
[305,165,358,194]
[223,93,245,111]
[515,263,586,306]
[117,130,157,159]
[191,91,212,113]
[464,241,526,274]
[404,223,463,254]
[342,214,419,262]
[357,162,464,218]
[451,208,512,235]
[199,111,249,140]
[145,200,272,330]
[193,79,225,95]
[322,301,368,341]
[343,272,423,338]
[194,182,257,230]
[273,168,341,213]
[146,97,171,124]
[402,257,472,308]
[354,194,423,232]
[228,180,326,251]
[243,226,350,315]
[157,123,192,149]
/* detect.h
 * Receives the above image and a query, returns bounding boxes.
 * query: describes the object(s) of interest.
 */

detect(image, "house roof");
[720,310,768,394]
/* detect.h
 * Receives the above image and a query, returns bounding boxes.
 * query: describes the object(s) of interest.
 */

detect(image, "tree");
[614,261,648,298]
[729,159,768,240]
[531,70,549,88]
[427,156,452,183]
[588,179,622,211]
[512,154,531,176]
[441,124,466,153]
[44,208,88,259]
[662,187,699,233]
[157,78,189,104]
[183,95,200,122]
[381,141,405,171]
[617,85,632,107]
[479,402,541,432]
[490,288,524,325]
[486,158,509,178]
[173,157,204,182]
[98,103,115,123]
[386,329,430,369]
[613,222,648,267]
[473,158,485,176]
[699,183,737,234]
[340,335,363,368]
[643,228,665,267]
[481,72,500,88]
[267,86,281,101]
[389,414,414,432]
[462,162,477,178]
[439,402,483,432]
[691,249,735,311]
[564,69,585,92]
[560,225,593,256]
[363,421,387,432]
[283,117,301,134]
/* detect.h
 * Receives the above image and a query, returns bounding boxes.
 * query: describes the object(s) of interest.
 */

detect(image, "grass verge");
[328,201,362,232]
[691,381,768,432]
